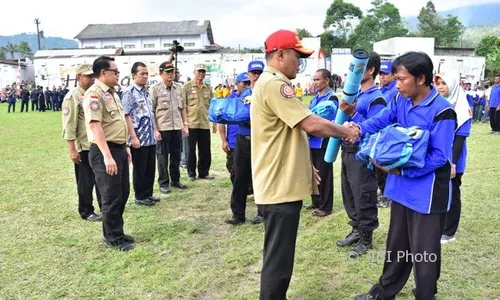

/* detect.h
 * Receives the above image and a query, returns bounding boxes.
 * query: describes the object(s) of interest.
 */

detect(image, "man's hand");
[221,141,230,153]
[212,123,217,134]
[182,126,189,137]
[451,164,456,179]
[131,136,141,149]
[342,122,361,143]
[126,147,132,164]
[155,130,162,141]
[313,166,321,185]
[370,159,401,175]
[339,100,357,117]
[496,106,500,111]
[69,150,81,164]
[104,156,118,175]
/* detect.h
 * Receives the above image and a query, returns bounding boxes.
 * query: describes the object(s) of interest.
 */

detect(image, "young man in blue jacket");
[353,52,457,300]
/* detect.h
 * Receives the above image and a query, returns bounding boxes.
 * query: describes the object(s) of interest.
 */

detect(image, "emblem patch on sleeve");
[280,84,295,98]
[63,107,70,116]
[90,101,100,111]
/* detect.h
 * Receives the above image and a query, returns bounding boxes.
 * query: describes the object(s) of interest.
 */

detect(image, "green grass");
[0,100,499,300]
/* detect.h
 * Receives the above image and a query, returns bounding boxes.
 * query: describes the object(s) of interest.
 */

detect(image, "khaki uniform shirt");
[61,84,90,152]
[150,81,184,131]
[83,79,128,144]
[182,80,214,129]
[251,66,318,205]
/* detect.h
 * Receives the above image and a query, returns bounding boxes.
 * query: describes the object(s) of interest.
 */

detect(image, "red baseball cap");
[264,30,314,58]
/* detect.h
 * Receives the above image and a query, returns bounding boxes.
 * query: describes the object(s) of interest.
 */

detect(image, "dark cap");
[159,62,175,72]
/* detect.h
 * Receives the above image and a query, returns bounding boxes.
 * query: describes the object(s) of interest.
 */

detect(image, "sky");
[0,0,498,48]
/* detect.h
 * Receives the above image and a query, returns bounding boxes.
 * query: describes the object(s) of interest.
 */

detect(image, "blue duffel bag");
[311,100,338,120]
[208,97,250,124]
[356,124,430,170]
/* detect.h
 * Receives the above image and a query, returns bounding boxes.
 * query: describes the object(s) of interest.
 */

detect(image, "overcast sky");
[0,0,497,48]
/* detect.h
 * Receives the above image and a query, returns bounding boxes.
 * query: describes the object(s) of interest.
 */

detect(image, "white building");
[0,59,33,89]
[74,20,219,54]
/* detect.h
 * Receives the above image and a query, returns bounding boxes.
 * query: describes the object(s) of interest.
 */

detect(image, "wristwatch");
[183,122,189,126]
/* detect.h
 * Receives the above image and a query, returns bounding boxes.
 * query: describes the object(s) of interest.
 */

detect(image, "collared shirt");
[62,84,90,152]
[350,85,387,124]
[251,66,318,205]
[83,79,128,144]
[182,80,214,129]
[150,81,185,131]
[122,83,156,147]
[489,85,500,108]
[358,87,457,214]
[380,80,398,104]
[308,89,338,149]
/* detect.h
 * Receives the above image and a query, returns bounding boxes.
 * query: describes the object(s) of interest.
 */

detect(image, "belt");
[91,142,126,149]
[341,143,359,153]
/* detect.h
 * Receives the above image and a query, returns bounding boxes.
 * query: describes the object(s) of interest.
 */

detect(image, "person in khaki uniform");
[150,62,189,193]
[251,30,359,300]
[62,63,102,222]
[83,56,134,252]
[182,63,216,181]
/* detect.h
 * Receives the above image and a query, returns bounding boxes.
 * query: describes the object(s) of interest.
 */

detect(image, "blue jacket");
[309,89,338,149]
[237,87,252,136]
[490,85,500,109]
[380,80,398,104]
[455,119,471,174]
[358,87,457,214]
[350,85,387,124]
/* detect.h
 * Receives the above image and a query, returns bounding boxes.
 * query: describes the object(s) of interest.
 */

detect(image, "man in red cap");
[251,29,359,300]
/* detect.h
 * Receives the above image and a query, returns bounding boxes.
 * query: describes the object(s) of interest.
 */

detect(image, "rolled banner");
[324,49,369,163]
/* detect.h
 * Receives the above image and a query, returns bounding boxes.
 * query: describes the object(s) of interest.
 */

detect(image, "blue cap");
[236,72,250,83]
[380,61,392,74]
[248,60,264,72]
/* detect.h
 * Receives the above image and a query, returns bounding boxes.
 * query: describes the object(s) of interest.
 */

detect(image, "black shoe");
[135,198,156,206]
[123,234,135,243]
[85,213,102,222]
[199,175,214,180]
[171,182,188,189]
[225,217,245,225]
[103,239,134,251]
[188,176,196,181]
[336,229,361,247]
[412,288,437,300]
[148,196,161,202]
[160,187,171,194]
[348,231,373,258]
[305,204,317,210]
[313,209,332,217]
[354,294,393,300]
[251,215,264,224]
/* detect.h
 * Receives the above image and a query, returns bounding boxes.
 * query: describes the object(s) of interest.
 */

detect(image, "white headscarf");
[435,71,472,130]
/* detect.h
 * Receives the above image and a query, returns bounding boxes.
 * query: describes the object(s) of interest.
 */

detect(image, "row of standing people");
[7,85,68,113]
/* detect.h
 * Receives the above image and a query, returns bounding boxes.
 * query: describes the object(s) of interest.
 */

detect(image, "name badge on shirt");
[103,92,113,102]
[161,91,168,96]
[191,88,197,94]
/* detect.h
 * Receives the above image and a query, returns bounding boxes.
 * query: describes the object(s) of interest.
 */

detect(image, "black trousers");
[131,145,156,200]
[187,128,211,178]
[75,150,102,218]
[156,141,169,189]
[376,168,388,194]
[21,101,29,112]
[226,149,235,184]
[39,100,45,111]
[258,201,302,300]
[230,135,261,219]
[89,143,130,243]
[158,130,182,184]
[310,148,333,212]
[341,146,379,232]
[31,101,38,111]
[369,201,445,300]
[443,173,463,236]
[490,108,500,131]
[7,103,15,113]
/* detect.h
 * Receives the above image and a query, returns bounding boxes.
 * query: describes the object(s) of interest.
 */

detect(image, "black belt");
[91,142,126,149]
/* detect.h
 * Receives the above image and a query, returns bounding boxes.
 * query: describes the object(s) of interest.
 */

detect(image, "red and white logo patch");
[280,84,295,99]
[63,107,70,116]
[90,101,100,112]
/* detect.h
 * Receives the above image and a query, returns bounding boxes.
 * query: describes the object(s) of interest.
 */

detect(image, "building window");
[163,43,173,48]
[103,45,115,49]
[84,46,96,49]
[184,42,195,47]
[124,44,135,49]
[144,44,155,48]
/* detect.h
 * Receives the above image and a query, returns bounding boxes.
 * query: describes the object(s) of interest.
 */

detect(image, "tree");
[1,42,18,59]
[416,0,464,47]
[318,31,348,56]
[296,28,312,40]
[476,35,500,79]
[323,0,363,38]
[348,0,408,50]
[0,48,5,59]
[440,15,465,47]
[417,1,440,38]
[18,41,33,58]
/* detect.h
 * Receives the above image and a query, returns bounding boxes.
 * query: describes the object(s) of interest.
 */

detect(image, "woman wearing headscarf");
[434,71,472,244]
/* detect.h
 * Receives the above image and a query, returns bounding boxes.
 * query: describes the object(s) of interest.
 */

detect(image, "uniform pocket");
[158,97,170,110]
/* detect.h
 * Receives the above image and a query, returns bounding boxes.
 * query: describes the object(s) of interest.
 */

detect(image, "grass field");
[0,99,499,300]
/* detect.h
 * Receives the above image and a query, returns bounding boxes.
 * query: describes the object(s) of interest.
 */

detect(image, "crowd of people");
[53,27,500,300]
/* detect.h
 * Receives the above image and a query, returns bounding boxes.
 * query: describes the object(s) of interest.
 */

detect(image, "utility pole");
[34,18,41,50]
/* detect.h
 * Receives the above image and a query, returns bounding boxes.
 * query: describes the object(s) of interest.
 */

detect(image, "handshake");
[342,121,361,144]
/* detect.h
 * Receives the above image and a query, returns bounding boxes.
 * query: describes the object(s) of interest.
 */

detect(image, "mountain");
[0,33,77,58]
[405,3,500,31]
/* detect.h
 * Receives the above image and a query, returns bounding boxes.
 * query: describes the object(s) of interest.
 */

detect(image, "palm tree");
[1,42,19,59]
[18,41,33,58]
[0,48,5,59]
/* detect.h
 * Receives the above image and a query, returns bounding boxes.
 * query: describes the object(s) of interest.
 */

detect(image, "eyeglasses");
[105,68,120,75]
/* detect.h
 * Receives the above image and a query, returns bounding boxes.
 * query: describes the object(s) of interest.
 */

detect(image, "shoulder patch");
[89,100,100,112]
[280,84,295,98]
[63,107,70,116]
